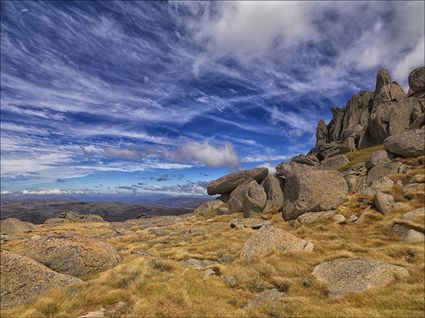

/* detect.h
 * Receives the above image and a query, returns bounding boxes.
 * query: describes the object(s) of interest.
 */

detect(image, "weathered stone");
[365,150,390,170]
[228,181,267,217]
[392,223,424,243]
[246,289,283,308]
[297,210,337,224]
[402,183,425,200]
[333,214,346,224]
[261,175,284,213]
[25,234,120,277]
[402,207,425,221]
[375,68,392,92]
[207,168,268,195]
[321,154,349,170]
[194,200,228,217]
[410,174,425,183]
[312,258,409,298]
[45,212,104,225]
[282,166,348,220]
[374,191,394,215]
[230,218,269,230]
[408,66,425,94]
[316,119,328,146]
[366,162,400,185]
[180,258,215,270]
[241,225,313,262]
[384,127,425,157]
[291,154,319,166]
[0,250,81,308]
[0,218,36,235]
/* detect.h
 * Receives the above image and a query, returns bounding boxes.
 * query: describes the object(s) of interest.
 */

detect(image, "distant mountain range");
[0,195,209,224]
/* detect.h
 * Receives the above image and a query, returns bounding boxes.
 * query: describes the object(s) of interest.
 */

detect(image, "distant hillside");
[0,199,205,224]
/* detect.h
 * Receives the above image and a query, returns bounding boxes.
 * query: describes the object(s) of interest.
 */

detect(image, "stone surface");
[384,127,425,157]
[246,289,283,308]
[180,258,215,270]
[333,214,346,224]
[282,166,348,220]
[296,210,337,224]
[312,258,409,298]
[410,174,425,183]
[229,218,269,230]
[0,218,36,235]
[25,234,120,277]
[207,168,268,195]
[366,162,400,185]
[240,225,314,262]
[0,250,81,308]
[392,223,424,243]
[402,207,425,221]
[374,191,394,215]
[408,66,425,94]
[402,183,425,200]
[261,175,284,213]
[194,200,228,217]
[321,154,349,170]
[228,181,267,217]
[291,154,319,166]
[365,150,390,170]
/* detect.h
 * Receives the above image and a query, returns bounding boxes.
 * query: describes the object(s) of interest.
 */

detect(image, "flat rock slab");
[230,218,269,229]
[312,258,409,298]
[241,225,314,262]
[1,250,81,308]
[246,289,283,308]
[297,210,337,224]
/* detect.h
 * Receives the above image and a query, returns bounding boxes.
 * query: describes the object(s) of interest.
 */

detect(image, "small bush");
[247,278,265,293]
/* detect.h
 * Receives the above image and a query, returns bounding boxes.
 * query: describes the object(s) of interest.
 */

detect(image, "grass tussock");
[339,144,385,171]
[1,159,425,317]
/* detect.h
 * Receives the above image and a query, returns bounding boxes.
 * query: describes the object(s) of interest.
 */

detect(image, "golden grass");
[339,144,385,171]
[1,160,425,317]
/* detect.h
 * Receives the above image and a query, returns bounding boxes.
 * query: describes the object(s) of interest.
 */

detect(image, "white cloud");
[171,140,240,168]
[258,163,276,175]
[102,147,141,159]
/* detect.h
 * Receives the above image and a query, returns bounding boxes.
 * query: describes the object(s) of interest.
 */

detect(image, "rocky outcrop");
[0,218,36,235]
[365,150,390,170]
[261,175,284,213]
[207,168,268,195]
[240,225,313,262]
[321,154,349,170]
[45,212,104,225]
[279,164,348,220]
[25,234,120,277]
[227,180,267,217]
[312,258,409,298]
[384,127,425,157]
[309,66,424,159]
[291,154,319,166]
[1,250,80,308]
[194,200,228,217]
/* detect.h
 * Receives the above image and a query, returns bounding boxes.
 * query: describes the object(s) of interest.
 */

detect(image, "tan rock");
[207,168,268,195]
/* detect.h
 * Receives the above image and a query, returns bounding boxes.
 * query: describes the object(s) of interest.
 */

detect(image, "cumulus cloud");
[171,140,240,168]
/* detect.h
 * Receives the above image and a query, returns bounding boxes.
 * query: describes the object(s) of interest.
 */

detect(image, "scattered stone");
[370,177,394,193]
[365,150,390,170]
[384,127,425,158]
[374,191,394,215]
[230,218,269,229]
[410,174,425,184]
[207,167,268,195]
[0,250,81,308]
[0,218,36,235]
[282,165,348,220]
[180,258,215,270]
[78,308,106,318]
[321,154,350,170]
[333,214,346,224]
[246,289,283,308]
[347,215,358,223]
[392,222,424,243]
[261,175,284,213]
[194,200,228,217]
[402,208,425,221]
[240,225,314,262]
[24,234,120,277]
[312,258,409,298]
[402,183,425,200]
[297,210,337,224]
[366,162,400,185]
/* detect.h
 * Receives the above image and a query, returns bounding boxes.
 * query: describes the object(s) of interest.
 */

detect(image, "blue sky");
[1,1,424,196]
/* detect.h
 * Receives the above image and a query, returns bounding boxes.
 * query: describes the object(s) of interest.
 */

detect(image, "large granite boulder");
[408,66,425,96]
[291,154,319,166]
[366,162,400,185]
[321,154,349,170]
[384,127,425,157]
[312,258,409,298]
[25,234,120,277]
[261,175,284,213]
[240,225,314,262]
[228,181,267,217]
[207,168,268,195]
[1,250,81,308]
[365,150,390,170]
[0,218,36,235]
[281,165,348,220]
[194,200,228,217]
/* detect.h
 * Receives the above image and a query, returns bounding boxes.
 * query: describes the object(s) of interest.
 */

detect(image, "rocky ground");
[0,67,424,317]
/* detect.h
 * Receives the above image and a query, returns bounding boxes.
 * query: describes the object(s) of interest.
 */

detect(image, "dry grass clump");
[2,165,425,317]
[339,144,385,171]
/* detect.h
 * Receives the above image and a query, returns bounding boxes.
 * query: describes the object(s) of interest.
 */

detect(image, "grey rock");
[366,162,400,185]
[333,214,346,224]
[374,191,394,215]
[207,168,268,195]
[246,289,283,308]
[316,119,328,146]
[180,258,215,270]
[365,150,390,170]
[392,223,424,242]
[402,183,425,200]
[402,207,425,221]
[312,258,409,298]
[194,200,228,217]
[291,154,319,166]
[321,154,349,170]
[241,225,314,262]
[408,66,425,94]
[375,68,392,92]
[1,250,81,308]
[261,175,284,213]
[0,218,36,235]
[297,210,337,224]
[25,234,120,277]
[282,166,348,220]
[228,181,267,217]
[384,127,425,157]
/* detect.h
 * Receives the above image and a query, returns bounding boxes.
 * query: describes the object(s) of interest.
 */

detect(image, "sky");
[1,1,424,197]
